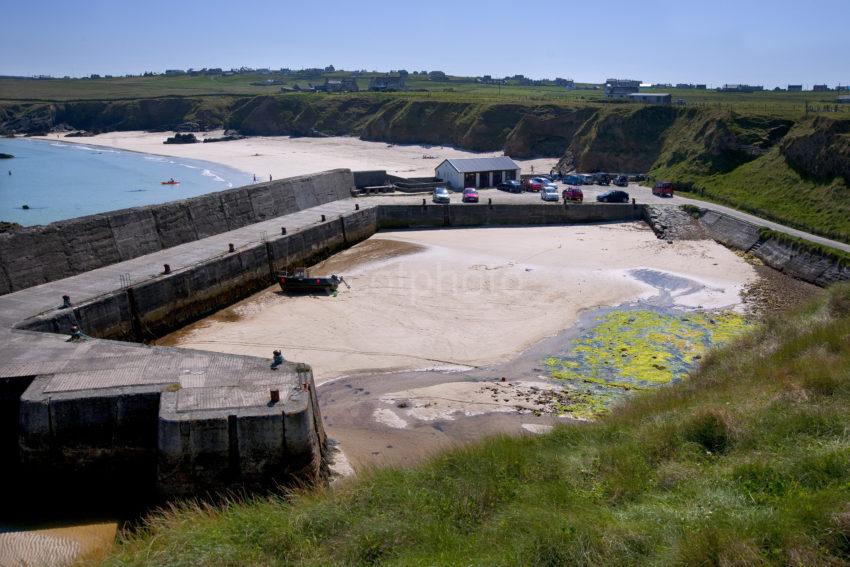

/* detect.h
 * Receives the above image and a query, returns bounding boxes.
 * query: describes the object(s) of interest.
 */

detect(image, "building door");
[464,173,476,188]
[492,171,502,186]
[506,170,516,181]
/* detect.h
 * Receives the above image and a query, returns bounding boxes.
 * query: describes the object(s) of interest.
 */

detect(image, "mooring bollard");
[355,203,360,211]
[321,214,326,222]
[488,198,492,209]
[281,227,287,235]
[422,198,426,207]
[270,389,280,403]
[632,198,636,205]
[61,295,72,309]
[228,243,235,253]
[163,263,171,274]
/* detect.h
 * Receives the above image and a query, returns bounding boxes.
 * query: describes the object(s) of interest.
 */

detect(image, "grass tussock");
[101,284,850,566]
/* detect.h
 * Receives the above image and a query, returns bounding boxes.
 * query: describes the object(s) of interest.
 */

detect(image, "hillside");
[2,93,849,241]
[100,284,850,566]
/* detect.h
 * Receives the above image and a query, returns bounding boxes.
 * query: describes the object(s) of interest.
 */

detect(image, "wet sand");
[159,223,757,382]
[38,131,558,179]
[158,223,760,471]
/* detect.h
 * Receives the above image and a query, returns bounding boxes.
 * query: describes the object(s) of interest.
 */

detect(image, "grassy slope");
[649,111,850,242]
[102,285,850,566]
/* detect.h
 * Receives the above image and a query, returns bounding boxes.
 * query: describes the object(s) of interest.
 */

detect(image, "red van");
[653,181,674,197]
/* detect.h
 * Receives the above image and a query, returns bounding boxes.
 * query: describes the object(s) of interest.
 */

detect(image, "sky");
[1,0,848,87]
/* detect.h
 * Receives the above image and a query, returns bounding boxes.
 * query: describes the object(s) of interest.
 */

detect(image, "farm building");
[788,85,803,92]
[627,93,672,105]
[369,76,406,91]
[435,157,520,190]
[316,78,359,92]
[838,95,850,104]
[604,78,641,98]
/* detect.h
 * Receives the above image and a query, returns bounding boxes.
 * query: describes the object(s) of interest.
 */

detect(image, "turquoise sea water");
[0,138,253,226]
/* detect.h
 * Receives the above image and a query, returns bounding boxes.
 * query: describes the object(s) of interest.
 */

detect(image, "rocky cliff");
[2,95,848,239]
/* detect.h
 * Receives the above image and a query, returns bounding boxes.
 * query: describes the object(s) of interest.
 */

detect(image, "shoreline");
[35,131,559,180]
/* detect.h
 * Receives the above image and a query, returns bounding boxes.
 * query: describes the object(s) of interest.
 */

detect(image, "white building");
[435,157,521,190]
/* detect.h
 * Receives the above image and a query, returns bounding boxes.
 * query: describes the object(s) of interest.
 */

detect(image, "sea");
[0,137,253,226]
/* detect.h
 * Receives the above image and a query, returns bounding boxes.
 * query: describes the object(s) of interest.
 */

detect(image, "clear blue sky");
[2,0,848,87]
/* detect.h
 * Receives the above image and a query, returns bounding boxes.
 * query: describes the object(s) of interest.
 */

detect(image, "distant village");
[6,66,849,105]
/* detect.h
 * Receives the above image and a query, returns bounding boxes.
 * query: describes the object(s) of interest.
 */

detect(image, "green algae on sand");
[548,309,750,418]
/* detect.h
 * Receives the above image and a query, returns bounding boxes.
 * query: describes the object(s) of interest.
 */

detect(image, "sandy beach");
[39,131,558,179]
[159,223,757,383]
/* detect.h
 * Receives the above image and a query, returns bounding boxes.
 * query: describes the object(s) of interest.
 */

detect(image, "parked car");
[432,186,450,204]
[462,187,480,203]
[497,180,522,193]
[652,181,674,197]
[580,174,595,185]
[523,178,543,192]
[563,174,584,185]
[596,189,630,203]
[562,186,584,202]
[613,175,629,187]
[594,172,611,186]
[541,186,559,202]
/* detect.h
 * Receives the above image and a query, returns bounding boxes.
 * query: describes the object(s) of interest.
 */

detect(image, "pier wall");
[695,209,850,286]
[0,169,355,295]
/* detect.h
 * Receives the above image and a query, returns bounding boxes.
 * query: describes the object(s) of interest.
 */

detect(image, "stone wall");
[646,205,850,288]
[0,169,355,295]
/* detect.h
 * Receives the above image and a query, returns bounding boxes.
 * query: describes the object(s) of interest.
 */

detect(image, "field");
[2,71,847,117]
[101,284,850,566]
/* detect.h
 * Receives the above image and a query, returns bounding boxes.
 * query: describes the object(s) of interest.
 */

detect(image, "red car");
[522,178,543,192]
[562,186,583,202]
[462,188,479,203]
[653,181,674,197]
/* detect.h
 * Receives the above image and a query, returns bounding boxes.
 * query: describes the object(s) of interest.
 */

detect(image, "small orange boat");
[161,179,179,185]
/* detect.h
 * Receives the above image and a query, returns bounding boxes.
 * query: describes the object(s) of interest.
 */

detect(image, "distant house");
[317,77,359,92]
[813,84,829,92]
[604,78,641,98]
[435,156,520,190]
[368,76,406,92]
[627,93,672,105]
[165,69,186,76]
[787,85,803,92]
[718,84,762,93]
[695,84,707,89]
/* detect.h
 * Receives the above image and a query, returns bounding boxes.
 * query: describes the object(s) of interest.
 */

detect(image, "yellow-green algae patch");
[548,309,749,418]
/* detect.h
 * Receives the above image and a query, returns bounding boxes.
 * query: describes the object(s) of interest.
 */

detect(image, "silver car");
[432,187,450,204]
[541,185,559,202]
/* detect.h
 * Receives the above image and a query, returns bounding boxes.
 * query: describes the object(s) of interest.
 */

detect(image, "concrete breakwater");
[3,172,849,509]
[0,169,355,295]
[0,187,644,507]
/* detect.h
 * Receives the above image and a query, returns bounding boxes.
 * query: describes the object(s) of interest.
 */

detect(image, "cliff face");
[1,95,846,186]
[780,116,850,184]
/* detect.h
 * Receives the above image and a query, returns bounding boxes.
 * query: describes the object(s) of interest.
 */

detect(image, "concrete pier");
[2,169,847,502]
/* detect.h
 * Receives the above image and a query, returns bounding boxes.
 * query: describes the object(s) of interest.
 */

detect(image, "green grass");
[2,72,847,116]
[100,284,850,566]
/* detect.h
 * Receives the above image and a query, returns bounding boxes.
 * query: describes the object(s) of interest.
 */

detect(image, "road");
[374,183,850,254]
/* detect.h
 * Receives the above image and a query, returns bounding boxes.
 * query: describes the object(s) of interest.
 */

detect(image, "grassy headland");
[101,284,850,566]
[2,73,849,242]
